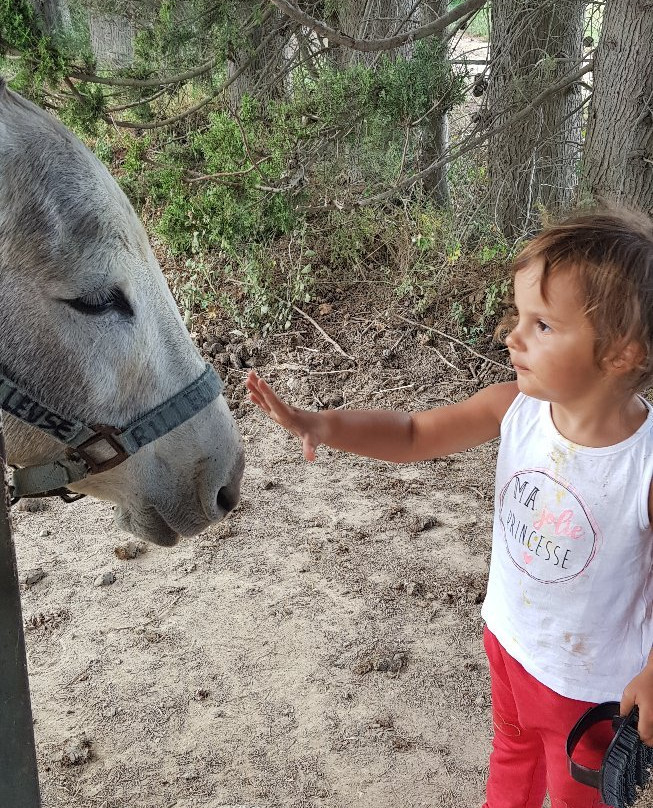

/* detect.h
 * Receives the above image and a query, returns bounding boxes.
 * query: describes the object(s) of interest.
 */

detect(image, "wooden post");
[0,417,42,807]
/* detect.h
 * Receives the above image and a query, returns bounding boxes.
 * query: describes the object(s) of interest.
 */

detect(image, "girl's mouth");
[511,358,530,373]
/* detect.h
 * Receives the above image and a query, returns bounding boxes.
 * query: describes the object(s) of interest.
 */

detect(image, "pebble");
[94,571,116,587]
[23,567,46,587]
[114,540,144,560]
[60,735,92,767]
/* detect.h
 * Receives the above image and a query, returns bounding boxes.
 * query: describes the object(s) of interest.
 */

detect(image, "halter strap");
[1,363,224,501]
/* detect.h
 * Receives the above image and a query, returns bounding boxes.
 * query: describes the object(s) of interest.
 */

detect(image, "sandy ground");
[13,307,653,808]
[11,296,505,808]
[14,403,496,808]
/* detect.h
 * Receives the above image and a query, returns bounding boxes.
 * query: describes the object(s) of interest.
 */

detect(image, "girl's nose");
[505,327,523,351]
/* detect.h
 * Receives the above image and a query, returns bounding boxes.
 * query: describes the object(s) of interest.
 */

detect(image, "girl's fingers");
[248,372,310,450]
[257,378,281,405]
[249,381,292,427]
[248,392,271,413]
[247,372,284,410]
[245,371,266,397]
[302,435,317,462]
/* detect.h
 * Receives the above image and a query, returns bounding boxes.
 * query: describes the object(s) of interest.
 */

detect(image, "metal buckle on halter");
[67,425,129,475]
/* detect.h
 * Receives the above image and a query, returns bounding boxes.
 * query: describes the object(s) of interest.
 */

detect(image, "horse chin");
[113,505,181,547]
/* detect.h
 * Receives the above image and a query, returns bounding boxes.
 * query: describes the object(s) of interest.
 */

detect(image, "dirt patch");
[16,294,653,808]
[10,296,498,808]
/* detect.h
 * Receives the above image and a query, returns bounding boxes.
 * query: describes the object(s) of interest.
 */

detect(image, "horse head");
[0,81,244,546]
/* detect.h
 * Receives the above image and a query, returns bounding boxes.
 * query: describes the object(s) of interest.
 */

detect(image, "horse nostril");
[216,484,239,514]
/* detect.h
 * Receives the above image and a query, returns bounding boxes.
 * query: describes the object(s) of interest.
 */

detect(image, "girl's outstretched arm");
[247,370,518,463]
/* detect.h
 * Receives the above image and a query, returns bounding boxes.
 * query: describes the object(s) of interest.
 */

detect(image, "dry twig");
[396,315,513,373]
[292,306,354,359]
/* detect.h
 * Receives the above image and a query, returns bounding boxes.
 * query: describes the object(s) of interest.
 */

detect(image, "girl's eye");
[66,288,133,317]
[536,320,552,333]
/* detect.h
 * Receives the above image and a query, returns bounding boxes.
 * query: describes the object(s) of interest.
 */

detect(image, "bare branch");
[266,0,487,53]
[187,156,271,183]
[107,22,282,130]
[292,306,353,359]
[69,55,221,89]
[106,89,167,113]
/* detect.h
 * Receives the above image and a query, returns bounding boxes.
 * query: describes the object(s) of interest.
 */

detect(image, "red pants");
[483,627,613,808]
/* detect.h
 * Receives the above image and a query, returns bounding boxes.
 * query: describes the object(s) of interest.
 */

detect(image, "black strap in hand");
[567,701,652,808]
[566,701,621,788]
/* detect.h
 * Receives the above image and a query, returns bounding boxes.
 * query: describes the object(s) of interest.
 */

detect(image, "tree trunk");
[329,0,417,68]
[581,0,653,215]
[87,10,135,68]
[417,0,450,206]
[226,6,291,107]
[487,0,585,238]
[29,0,71,35]
[536,5,584,218]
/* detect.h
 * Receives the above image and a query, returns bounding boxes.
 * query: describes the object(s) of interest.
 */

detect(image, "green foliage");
[133,0,186,74]
[114,37,463,263]
[222,244,315,334]
[287,41,466,193]
[297,39,463,128]
[324,208,382,269]
[58,82,106,136]
[132,0,238,79]
[450,277,510,344]
[116,100,297,255]
[168,233,221,327]
[0,0,67,96]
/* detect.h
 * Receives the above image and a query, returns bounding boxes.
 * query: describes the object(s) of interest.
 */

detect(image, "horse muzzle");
[199,448,245,523]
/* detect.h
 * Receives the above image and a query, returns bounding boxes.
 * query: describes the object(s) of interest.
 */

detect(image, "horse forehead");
[14,139,144,248]
[0,104,152,286]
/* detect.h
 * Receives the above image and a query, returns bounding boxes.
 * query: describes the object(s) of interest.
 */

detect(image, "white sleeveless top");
[481,393,653,702]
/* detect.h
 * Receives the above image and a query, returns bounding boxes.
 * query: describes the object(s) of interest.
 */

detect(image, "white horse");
[0,80,244,546]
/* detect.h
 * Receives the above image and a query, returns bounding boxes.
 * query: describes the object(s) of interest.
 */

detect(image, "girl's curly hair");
[498,206,653,392]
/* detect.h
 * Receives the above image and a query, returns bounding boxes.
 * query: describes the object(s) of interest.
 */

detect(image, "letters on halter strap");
[0,363,224,502]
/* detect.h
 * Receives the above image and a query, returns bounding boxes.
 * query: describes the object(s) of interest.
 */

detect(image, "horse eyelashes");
[67,288,134,317]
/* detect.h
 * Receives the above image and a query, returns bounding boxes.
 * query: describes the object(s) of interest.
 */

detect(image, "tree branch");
[106,88,167,113]
[69,54,220,89]
[266,0,487,53]
[107,22,282,129]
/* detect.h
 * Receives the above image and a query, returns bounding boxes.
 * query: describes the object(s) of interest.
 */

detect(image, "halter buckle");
[68,425,129,474]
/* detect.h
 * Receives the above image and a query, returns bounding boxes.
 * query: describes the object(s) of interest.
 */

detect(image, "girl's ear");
[604,340,645,375]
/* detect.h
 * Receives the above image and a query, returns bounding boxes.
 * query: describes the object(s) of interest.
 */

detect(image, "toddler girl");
[247,208,653,808]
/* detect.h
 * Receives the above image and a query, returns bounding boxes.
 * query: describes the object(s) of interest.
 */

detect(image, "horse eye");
[67,288,133,317]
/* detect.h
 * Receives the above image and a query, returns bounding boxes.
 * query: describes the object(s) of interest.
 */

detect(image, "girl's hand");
[246,370,323,461]
[621,664,653,746]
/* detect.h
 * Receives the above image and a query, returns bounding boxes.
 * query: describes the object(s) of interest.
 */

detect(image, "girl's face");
[505,259,605,403]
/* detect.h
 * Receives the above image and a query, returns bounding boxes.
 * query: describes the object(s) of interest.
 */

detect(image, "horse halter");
[0,363,224,503]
